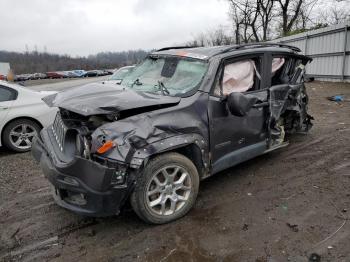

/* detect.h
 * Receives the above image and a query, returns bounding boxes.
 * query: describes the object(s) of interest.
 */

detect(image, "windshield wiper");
[131,78,143,88]
[157,80,170,96]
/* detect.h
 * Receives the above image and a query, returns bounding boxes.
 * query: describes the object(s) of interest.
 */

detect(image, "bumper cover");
[32,134,131,217]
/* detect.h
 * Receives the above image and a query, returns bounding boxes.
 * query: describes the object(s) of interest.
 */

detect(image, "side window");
[0,86,17,102]
[213,57,262,97]
[271,56,303,85]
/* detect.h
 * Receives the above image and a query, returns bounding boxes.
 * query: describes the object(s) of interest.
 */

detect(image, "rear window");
[0,86,17,102]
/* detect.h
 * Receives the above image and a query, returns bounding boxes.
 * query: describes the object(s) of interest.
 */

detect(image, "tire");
[2,119,41,152]
[131,152,199,224]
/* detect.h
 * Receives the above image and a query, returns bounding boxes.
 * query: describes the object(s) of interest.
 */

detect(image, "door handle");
[253,102,268,108]
[0,106,9,110]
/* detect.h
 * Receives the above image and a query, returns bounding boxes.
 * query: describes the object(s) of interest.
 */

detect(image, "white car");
[0,81,58,152]
[103,66,135,85]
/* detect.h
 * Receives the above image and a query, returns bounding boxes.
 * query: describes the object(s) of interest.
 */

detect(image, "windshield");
[109,67,134,80]
[121,56,208,96]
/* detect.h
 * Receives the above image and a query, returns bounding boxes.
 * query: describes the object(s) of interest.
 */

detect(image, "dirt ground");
[0,82,349,262]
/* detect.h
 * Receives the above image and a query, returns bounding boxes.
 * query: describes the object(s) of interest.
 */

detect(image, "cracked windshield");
[121,56,208,96]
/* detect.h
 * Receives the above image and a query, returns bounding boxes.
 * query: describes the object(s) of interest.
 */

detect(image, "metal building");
[273,21,350,82]
[0,62,10,76]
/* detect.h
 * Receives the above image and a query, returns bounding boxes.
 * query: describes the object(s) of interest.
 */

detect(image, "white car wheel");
[3,119,41,152]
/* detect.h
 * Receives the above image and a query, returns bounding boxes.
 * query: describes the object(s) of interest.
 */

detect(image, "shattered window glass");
[121,56,208,96]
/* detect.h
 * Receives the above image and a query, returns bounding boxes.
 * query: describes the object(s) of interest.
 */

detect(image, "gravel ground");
[0,81,349,262]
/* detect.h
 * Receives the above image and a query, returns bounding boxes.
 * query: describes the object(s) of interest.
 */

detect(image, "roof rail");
[156,46,199,52]
[219,43,301,54]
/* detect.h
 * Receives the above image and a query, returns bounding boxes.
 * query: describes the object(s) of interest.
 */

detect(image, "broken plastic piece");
[97,140,115,154]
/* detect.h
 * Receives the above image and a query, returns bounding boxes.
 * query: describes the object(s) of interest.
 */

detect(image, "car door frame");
[208,52,271,174]
[0,85,18,145]
[0,85,17,119]
[265,52,313,143]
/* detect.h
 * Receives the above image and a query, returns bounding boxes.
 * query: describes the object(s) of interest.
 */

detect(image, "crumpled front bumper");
[32,131,132,217]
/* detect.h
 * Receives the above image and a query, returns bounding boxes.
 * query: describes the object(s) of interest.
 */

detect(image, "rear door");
[0,85,17,124]
[267,53,313,141]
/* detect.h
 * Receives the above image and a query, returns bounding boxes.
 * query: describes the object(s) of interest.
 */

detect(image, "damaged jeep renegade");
[32,44,313,224]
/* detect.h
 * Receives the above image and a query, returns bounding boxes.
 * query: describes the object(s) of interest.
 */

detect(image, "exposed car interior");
[271,56,303,85]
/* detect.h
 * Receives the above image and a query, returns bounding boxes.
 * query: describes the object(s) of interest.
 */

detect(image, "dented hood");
[43,83,181,116]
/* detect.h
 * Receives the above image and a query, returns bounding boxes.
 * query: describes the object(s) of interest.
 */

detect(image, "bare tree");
[276,0,304,36]
[186,32,207,47]
[228,0,261,43]
[186,26,234,47]
[258,0,275,41]
[293,0,319,30]
[227,0,276,42]
[207,26,234,46]
[319,5,350,25]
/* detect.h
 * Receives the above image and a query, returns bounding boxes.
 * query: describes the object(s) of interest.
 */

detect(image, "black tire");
[131,152,199,224]
[2,119,41,152]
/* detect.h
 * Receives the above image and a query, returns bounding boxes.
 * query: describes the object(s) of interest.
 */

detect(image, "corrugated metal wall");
[273,21,350,82]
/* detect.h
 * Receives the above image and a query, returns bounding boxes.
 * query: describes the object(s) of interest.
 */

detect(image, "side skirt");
[211,141,267,175]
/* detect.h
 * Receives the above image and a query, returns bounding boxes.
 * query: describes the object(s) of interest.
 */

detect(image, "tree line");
[0,50,149,74]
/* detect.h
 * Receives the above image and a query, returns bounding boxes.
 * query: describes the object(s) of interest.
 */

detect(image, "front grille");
[52,113,67,151]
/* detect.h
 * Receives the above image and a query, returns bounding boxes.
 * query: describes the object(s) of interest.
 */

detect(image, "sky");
[0,0,231,56]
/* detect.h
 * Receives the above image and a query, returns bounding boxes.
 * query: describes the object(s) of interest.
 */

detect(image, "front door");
[208,55,269,174]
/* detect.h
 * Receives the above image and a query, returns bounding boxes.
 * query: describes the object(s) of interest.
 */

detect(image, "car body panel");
[0,81,58,147]
[90,91,210,167]
[43,83,181,116]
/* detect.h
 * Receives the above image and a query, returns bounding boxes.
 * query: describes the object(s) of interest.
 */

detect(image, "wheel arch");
[131,134,211,180]
[171,143,208,179]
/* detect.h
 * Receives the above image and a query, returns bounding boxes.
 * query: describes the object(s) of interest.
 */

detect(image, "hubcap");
[146,165,192,216]
[9,124,37,150]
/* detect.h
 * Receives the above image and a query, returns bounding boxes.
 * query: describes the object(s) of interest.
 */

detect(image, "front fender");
[129,134,209,173]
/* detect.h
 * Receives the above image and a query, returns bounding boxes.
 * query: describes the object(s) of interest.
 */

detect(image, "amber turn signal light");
[97,140,115,154]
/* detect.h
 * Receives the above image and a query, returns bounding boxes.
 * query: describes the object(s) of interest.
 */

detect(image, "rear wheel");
[131,152,199,224]
[2,119,41,152]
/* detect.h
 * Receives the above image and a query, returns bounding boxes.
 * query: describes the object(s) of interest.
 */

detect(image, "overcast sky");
[0,0,230,56]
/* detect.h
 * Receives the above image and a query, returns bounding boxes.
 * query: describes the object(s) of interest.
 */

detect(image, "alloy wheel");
[9,124,38,150]
[146,165,192,216]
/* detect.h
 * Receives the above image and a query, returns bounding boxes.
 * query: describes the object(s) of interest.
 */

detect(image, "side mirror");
[227,92,259,117]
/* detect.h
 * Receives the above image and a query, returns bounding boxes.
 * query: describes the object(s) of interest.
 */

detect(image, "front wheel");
[131,152,199,224]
